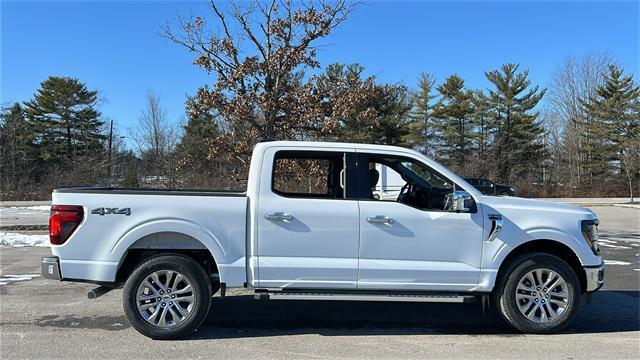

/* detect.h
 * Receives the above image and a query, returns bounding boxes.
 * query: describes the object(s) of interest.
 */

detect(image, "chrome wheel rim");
[515,268,569,323]
[136,270,195,328]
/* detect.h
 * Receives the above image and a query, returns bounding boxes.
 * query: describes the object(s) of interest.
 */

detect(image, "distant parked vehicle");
[465,178,516,196]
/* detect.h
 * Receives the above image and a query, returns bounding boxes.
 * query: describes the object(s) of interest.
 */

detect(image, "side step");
[254,290,476,303]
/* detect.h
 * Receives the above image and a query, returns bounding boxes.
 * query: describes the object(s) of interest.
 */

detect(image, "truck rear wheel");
[494,252,581,333]
[123,254,212,339]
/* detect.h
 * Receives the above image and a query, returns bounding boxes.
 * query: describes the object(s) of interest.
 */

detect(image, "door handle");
[265,212,293,222]
[367,216,395,225]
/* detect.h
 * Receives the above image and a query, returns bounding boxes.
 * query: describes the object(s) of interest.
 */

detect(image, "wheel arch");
[495,239,587,293]
[112,219,226,285]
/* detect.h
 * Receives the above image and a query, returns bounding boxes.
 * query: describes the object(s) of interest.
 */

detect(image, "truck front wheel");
[494,252,581,333]
[122,254,212,339]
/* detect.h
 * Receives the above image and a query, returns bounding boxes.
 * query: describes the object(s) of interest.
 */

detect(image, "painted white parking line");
[599,243,632,249]
[601,237,640,243]
[598,239,618,244]
[599,234,640,243]
[604,260,632,265]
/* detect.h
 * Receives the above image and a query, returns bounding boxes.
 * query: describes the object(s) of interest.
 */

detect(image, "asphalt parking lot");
[1,205,639,359]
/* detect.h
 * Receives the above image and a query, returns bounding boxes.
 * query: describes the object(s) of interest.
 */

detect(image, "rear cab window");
[272,151,353,199]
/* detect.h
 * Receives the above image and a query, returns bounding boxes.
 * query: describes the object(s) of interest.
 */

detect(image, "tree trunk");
[264,109,276,141]
[625,166,634,203]
[66,124,72,161]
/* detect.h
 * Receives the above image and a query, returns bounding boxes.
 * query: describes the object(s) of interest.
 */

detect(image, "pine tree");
[23,76,105,166]
[0,103,39,193]
[314,63,410,145]
[471,91,491,158]
[372,85,412,146]
[470,90,494,175]
[431,75,475,173]
[175,109,222,185]
[484,64,546,183]
[583,65,640,201]
[314,63,372,143]
[404,73,438,157]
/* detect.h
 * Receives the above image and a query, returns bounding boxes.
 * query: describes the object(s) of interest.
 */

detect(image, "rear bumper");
[584,261,605,292]
[41,256,62,280]
[41,256,119,283]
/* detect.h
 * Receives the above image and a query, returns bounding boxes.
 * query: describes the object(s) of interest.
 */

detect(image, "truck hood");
[479,196,597,218]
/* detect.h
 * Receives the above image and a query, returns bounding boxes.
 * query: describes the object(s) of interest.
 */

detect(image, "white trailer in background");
[373,163,406,200]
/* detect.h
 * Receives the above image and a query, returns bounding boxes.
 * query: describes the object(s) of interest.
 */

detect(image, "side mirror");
[446,191,474,213]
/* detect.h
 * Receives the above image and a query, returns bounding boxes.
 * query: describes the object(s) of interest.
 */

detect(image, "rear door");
[256,147,360,289]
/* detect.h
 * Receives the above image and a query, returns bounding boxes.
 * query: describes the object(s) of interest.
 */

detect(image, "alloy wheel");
[515,268,570,323]
[135,270,195,328]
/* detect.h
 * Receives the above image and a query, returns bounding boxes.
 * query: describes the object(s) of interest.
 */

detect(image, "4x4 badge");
[91,207,131,216]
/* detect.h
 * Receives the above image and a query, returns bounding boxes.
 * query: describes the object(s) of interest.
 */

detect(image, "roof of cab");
[254,140,422,154]
[251,140,482,198]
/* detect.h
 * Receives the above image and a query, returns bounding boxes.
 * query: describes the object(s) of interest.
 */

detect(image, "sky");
[2,0,639,145]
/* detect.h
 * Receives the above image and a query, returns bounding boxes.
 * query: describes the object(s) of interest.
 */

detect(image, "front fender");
[492,227,592,266]
[477,226,597,292]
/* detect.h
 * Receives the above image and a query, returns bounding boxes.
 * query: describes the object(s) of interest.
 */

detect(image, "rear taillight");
[49,205,84,245]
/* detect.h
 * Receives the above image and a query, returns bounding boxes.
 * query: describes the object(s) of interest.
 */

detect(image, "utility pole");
[107,119,113,180]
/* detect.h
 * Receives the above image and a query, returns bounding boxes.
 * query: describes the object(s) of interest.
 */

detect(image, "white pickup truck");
[42,141,604,339]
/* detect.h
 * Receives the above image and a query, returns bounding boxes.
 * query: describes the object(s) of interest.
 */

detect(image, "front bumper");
[41,256,62,280]
[584,262,605,292]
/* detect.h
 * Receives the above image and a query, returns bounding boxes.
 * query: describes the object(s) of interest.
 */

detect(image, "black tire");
[493,252,581,334]
[123,254,212,340]
[499,191,510,196]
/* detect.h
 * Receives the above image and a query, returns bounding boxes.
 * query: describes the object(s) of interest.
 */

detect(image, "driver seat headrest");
[369,168,380,188]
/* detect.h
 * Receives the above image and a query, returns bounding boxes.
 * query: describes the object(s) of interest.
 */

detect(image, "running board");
[254,290,476,303]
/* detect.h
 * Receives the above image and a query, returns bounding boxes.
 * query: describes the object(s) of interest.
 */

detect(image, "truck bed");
[50,187,248,286]
[53,187,246,197]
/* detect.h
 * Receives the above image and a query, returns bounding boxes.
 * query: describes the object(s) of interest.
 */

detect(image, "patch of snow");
[0,232,49,247]
[7,205,50,211]
[633,269,640,272]
[0,274,40,286]
[604,260,632,265]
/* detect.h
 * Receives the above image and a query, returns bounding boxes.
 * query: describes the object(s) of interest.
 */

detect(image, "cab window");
[272,151,345,199]
[358,153,464,211]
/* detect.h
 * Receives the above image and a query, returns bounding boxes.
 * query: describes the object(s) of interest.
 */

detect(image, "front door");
[256,148,360,289]
[356,152,485,291]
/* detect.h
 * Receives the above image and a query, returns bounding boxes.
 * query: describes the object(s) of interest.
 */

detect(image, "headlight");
[581,219,600,255]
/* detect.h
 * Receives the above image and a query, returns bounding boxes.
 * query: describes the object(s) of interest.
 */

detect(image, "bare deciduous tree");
[132,92,179,187]
[547,52,615,188]
[161,0,359,141]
